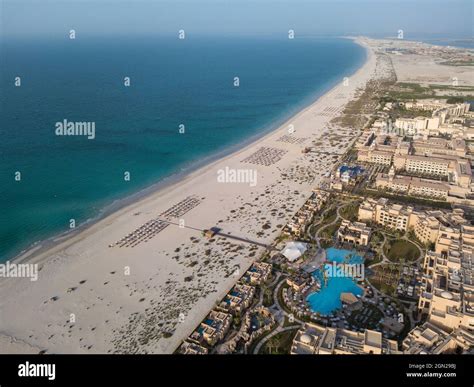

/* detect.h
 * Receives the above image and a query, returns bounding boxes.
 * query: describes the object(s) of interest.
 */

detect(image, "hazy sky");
[1,0,473,39]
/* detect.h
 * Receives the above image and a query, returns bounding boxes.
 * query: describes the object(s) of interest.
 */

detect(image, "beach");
[0,37,379,354]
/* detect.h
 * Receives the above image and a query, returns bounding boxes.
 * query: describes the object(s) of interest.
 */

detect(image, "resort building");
[402,322,468,354]
[395,117,441,136]
[357,134,408,166]
[291,323,400,354]
[241,262,272,286]
[286,274,311,292]
[397,101,470,139]
[412,137,467,158]
[393,154,450,176]
[189,310,232,346]
[412,213,441,245]
[418,248,474,333]
[358,148,394,166]
[375,168,450,200]
[219,283,255,314]
[337,220,371,246]
[413,214,474,353]
[403,100,470,117]
[283,190,329,237]
[356,108,472,199]
[392,154,472,188]
[335,165,365,185]
[355,130,376,150]
[358,197,415,231]
[178,341,209,355]
[358,198,469,245]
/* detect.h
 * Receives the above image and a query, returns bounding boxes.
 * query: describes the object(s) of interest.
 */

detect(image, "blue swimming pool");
[306,248,364,315]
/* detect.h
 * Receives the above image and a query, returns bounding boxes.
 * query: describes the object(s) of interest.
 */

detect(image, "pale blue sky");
[1,0,473,39]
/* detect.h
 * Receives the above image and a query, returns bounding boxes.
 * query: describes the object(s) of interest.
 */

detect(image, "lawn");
[384,239,420,262]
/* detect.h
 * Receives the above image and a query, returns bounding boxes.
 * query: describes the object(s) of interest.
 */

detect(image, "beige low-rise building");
[393,153,472,188]
[337,220,371,246]
[376,171,450,200]
[291,323,400,354]
[412,137,467,158]
[286,275,310,292]
[241,262,272,285]
[189,310,232,346]
[219,282,255,314]
[358,198,469,245]
[179,341,209,355]
[403,206,474,354]
[358,149,394,165]
[393,154,450,176]
[402,322,464,354]
[395,116,441,135]
[414,217,474,353]
[403,100,470,117]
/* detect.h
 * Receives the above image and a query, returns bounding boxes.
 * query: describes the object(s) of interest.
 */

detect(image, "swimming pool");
[306,248,364,315]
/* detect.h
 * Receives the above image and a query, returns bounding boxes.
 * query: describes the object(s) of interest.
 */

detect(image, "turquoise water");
[306,248,364,315]
[0,36,365,261]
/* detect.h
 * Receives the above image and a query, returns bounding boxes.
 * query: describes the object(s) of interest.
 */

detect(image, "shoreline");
[0,36,377,354]
[6,36,368,266]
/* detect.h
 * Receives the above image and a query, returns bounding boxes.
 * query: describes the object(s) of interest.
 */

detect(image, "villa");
[189,310,232,347]
[178,341,209,355]
[241,262,272,286]
[219,283,255,314]
[283,190,329,237]
[337,220,371,246]
[287,274,311,292]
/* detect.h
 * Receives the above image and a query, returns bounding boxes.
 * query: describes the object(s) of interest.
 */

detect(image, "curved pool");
[306,248,364,315]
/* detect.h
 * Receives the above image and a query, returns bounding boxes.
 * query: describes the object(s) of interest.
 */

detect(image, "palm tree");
[267,336,280,354]
[264,288,273,305]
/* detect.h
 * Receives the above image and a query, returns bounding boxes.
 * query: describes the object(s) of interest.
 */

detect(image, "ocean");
[0,36,366,261]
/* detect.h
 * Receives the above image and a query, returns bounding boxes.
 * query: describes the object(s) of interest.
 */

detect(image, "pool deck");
[301,248,327,274]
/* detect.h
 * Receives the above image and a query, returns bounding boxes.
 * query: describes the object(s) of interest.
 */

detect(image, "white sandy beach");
[0,37,379,354]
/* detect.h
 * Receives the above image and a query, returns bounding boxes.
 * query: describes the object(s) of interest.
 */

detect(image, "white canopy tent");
[281,241,308,262]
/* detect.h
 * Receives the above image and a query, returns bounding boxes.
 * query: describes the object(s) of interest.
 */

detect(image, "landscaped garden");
[383,239,420,262]
[259,329,299,354]
[369,264,401,296]
[339,201,361,222]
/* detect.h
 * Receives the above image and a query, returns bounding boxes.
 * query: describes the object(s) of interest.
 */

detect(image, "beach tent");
[281,241,307,262]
